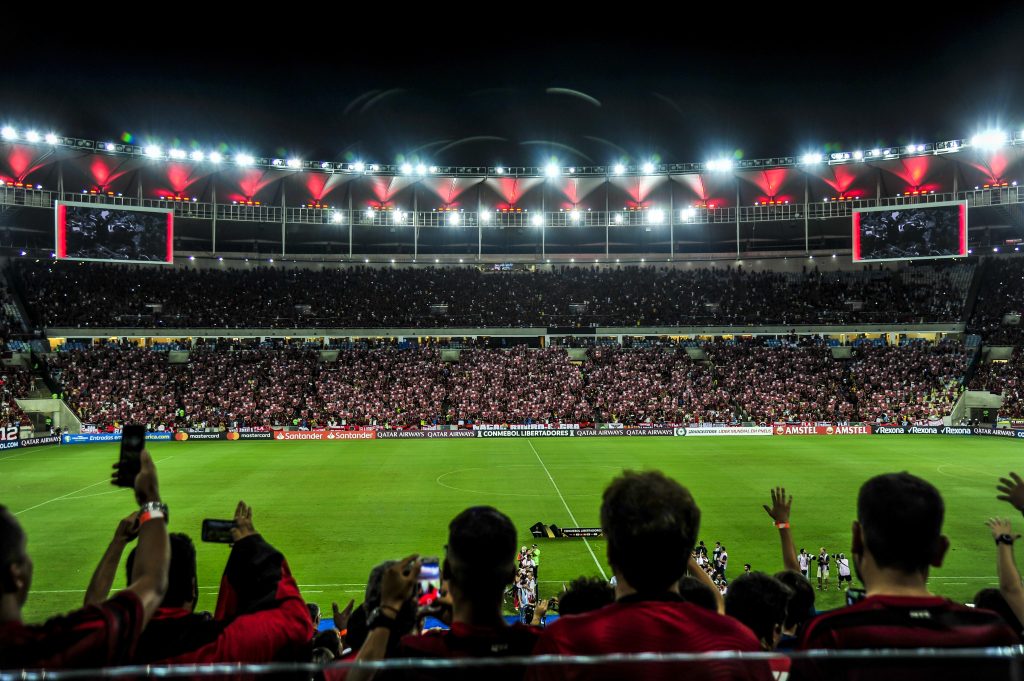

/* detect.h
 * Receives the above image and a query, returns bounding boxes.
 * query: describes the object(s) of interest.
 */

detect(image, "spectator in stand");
[352,506,539,679]
[800,472,1017,650]
[724,572,793,650]
[773,570,815,649]
[0,451,169,669]
[82,500,309,664]
[556,576,615,616]
[532,471,764,678]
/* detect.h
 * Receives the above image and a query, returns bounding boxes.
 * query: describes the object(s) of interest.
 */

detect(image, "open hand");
[762,486,792,525]
[997,473,1024,512]
[230,500,257,542]
[987,517,1022,541]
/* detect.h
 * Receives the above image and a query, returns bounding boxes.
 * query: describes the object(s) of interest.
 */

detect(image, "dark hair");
[858,472,944,573]
[974,588,1024,638]
[677,575,718,612]
[313,628,342,657]
[127,533,197,608]
[601,470,700,593]
[446,506,517,599]
[725,572,793,647]
[774,569,816,631]
[0,506,24,593]
[558,576,615,615]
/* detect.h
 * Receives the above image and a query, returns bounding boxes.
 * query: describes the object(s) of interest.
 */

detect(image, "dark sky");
[5,8,1024,168]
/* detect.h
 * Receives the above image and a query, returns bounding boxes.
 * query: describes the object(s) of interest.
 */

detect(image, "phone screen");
[201,519,236,543]
[418,557,441,605]
[115,425,146,487]
[846,587,867,607]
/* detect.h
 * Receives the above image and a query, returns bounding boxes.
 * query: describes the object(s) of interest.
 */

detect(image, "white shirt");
[838,557,851,577]
[798,553,810,570]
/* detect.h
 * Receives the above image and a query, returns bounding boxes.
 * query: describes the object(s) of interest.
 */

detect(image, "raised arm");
[763,486,799,572]
[349,555,421,681]
[687,554,725,614]
[986,517,1024,625]
[84,512,139,606]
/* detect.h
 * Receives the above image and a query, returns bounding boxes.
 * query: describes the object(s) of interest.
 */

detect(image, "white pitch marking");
[13,457,174,516]
[527,439,608,580]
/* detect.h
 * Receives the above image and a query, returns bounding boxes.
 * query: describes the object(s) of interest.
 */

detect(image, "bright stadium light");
[286,158,301,169]
[429,165,438,174]
[209,152,223,163]
[44,133,59,145]
[642,162,656,174]
[612,163,625,175]
[369,164,379,172]
[971,130,1008,149]
[331,211,343,223]
[448,213,461,226]
[321,161,332,169]
[801,153,822,165]
[545,163,560,178]
[707,159,733,172]
[272,159,284,167]
[852,150,864,160]
[190,150,205,162]
[416,164,427,176]
[531,214,544,226]
[480,211,492,222]
[495,166,505,174]
[1,126,17,141]
[570,209,581,223]
[353,161,366,173]
[235,153,254,166]
[24,130,40,143]
[400,163,413,174]
[365,208,375,219]
[105,142,117,151]
[614,213,624,224]
[648,208,665,224]
[393,211,405,223]
[144,145,162,158]
[169,149,186,160]
[681,208,696,220]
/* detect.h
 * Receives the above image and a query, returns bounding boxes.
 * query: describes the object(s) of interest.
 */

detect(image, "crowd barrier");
[2,647,1023,680]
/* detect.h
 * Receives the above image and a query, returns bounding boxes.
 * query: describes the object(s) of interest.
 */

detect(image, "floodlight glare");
[353,162,366,172]
[144,145,162,157]
[209,152,223,163]
[448,213,461,226]
[971,130,1008,149]
[545,163,560,177]
[642,162,656,174]
[531,214,544,226]
[24,130,40,143]
[235,153,254,166]
[286,158,301,169]
[612,164,625,175]
[321,162,331,169]
[105,142,117,151]
[331,212,343,223]
[44,133,59,145]
[480,211,492,222]
[614,213,624,224]
[569,210,581,222]
[365,208,375,218]
[681,208,696,220]
[708,159,733,172]
[853,150,864,160]
[190,151,205,162]
[801,153,822,164]
[416,164,427,175]
[429,166,438,173]
[272,159,284,167]
[400,163,413,174]
[1,126,16,141]
[649,208,665,224]
[169,149,186,160]
[495,166,505,174]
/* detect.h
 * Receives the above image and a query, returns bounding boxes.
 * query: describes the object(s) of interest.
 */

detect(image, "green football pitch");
[2,435,1022,623]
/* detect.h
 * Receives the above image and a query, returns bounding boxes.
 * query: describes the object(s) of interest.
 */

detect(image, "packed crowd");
[970,258,1024,344]
[47,340,966,430]
[4,455,1024,677]
[13,260,973,329]
[0,366,29,429]
[970,348,1024,418]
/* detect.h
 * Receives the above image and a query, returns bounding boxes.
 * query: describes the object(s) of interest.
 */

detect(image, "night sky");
[4,9,1024,168]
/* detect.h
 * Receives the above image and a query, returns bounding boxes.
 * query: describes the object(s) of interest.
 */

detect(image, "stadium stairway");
[961,258,988,326]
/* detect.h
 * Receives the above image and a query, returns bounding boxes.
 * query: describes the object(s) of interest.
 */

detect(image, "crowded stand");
[969,258,1024,344]
[43,339,970,430]
[970,349,1024,418]
[12,260,973,329]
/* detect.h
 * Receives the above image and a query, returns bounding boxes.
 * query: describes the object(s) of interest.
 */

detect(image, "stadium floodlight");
[971,130,1008,149]
[169,149,186,160]
[190,151,204,162]
[144,145,162,158]
[331,211,343,223]
[286,158,301,169]
[272,159,284,167]
[218,257,223,261]
[429,166,438,173]
[853,150,864,160]
[1,126,16,141]
[188,255,195,261]
[569,210,581,223]
[393,211,405,223]
[448,213,461,226]
[614,213,624,224]
[612,163,625,175]
[415,164,427,176]
[648,208,665,224]
[365,208,375,219]
[105,142,117,151]
[480,211,492,223]
[545,163,560,178]
[531,214,544,226]
[235,153,254,166]
[209,152,223,163]
[24,130,40,143]
[681,208,696,220]
[707,159,733,172]
[369,164,379,172]
[44,133,58,145]
[642,162,656,174]
[801,153,822,165]
[495,166,505,174]
[321,161,332,169]
[353,161,366,173]
[400,163,413,174]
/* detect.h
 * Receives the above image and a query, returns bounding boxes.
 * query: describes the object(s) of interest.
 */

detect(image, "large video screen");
[852,201,967,262]
[55,201,173,264]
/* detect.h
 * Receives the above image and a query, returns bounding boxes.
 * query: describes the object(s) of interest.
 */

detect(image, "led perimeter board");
[55,201,173,264]
[852,200,967,262]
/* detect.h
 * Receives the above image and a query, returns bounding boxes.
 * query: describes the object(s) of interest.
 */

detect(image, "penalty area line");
[527,439,608,581]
